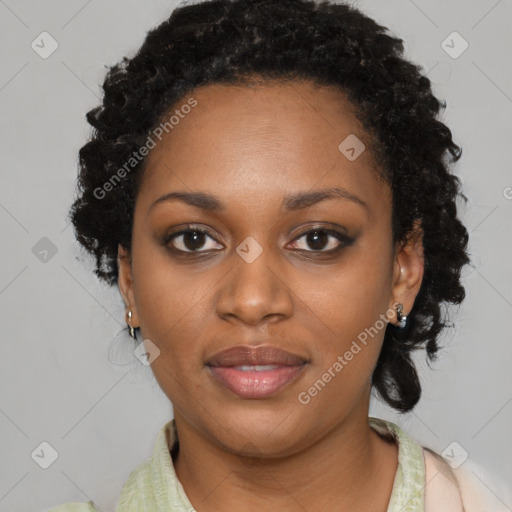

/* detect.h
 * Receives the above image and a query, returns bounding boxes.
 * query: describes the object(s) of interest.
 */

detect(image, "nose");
[215,241,294,327]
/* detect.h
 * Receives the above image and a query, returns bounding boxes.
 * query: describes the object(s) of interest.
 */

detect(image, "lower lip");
[208,365,306,398]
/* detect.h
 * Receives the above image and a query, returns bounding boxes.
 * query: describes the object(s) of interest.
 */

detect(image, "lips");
[207,345,307,367]
[206,345,308,399]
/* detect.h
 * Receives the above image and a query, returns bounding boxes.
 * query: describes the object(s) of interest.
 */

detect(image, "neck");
[172,402,397,512]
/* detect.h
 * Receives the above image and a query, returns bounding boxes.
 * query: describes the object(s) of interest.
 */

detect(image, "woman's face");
[118,80,423,456]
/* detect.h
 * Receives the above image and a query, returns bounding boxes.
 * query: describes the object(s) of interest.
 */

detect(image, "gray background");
[0,0,511,510]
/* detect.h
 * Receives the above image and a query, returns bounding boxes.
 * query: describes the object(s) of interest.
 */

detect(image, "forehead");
[136,80,389,218]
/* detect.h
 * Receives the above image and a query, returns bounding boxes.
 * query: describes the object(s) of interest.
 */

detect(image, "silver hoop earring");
[127,310,137,341]
[396,303,408,329]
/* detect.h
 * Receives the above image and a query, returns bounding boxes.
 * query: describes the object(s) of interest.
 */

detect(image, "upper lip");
[207,345,308,367]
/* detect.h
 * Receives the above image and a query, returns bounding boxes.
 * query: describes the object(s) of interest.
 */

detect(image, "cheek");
[293,243,394,383]
[299,246,392,336]
[130,242,214,377]
[294,282,391,420]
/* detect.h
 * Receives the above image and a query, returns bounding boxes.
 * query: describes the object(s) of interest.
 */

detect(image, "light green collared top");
[46,416,425,511]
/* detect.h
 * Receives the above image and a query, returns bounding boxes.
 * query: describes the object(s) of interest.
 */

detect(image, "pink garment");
[423,447,512,511]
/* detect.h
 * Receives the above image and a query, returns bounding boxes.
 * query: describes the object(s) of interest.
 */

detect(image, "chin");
[204,401,309,457]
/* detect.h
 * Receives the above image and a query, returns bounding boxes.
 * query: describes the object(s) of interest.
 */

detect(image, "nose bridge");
[216,234,293,325]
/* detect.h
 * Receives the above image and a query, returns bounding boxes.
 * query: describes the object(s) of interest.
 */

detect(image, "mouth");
[206,345,308,399]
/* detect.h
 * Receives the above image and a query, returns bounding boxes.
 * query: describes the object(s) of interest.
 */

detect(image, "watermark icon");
[31,441,59,469]
[133,338,161,366]
[31,32,59,59]
[297,303,399,405]
[93,97,197,200]
[441,441,469,469]
[441,31,468,60]
[236,236,263,263]
[503,187,512,200]
[338,134,365,161]
[32,236,58,263]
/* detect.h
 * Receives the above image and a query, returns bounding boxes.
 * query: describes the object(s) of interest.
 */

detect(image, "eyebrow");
[148,186,367,214]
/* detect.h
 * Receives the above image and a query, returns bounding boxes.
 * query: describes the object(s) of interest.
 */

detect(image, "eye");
[163,224,354,256]
[288,227,353,253]
[164,226,223,253]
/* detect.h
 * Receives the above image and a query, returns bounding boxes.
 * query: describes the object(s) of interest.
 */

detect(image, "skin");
[117,79,424,512]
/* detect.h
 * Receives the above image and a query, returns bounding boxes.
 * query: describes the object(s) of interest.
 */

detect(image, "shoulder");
[44,458,154,512]
[43,501,99,512]
[114,458,155,510]
[423,446,512,512]
[44,421,173,512]
[370,417,512,512]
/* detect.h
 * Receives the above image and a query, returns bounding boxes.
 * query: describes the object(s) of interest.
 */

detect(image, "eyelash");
[162,224,354,257]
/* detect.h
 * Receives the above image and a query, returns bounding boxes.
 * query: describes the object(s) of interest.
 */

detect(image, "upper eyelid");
[167,225,346,240]
[166,225,349,250]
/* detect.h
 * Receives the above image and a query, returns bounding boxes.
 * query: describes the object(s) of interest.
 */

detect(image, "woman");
[48,0,510,510]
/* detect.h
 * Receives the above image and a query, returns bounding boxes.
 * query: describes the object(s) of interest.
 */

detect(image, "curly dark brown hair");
[68,0,470,413]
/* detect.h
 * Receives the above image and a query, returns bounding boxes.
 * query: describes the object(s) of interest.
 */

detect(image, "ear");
[117,243,139,328]
[389,219,424,326]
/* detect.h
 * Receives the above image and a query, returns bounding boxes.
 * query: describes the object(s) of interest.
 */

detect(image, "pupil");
[184,230,205,250]
[308,230,327,250]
